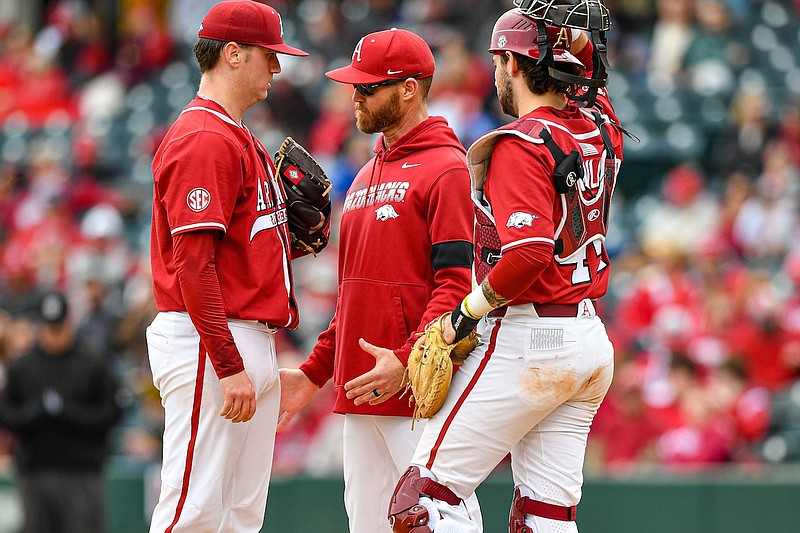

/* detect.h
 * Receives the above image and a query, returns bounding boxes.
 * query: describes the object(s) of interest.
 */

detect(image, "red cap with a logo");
[199,1,308,57]
[326,28,435,84]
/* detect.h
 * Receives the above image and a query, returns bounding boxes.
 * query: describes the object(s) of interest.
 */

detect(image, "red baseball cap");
[198,1,308,57]
[326,28,435,84]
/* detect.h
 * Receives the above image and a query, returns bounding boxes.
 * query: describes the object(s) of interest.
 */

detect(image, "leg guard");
[509,487,532,533]
[509,485,579,532]
[388,466,463,533]
[388,466,432,533]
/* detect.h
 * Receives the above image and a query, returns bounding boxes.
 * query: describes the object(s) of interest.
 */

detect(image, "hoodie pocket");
[334,280,426,384]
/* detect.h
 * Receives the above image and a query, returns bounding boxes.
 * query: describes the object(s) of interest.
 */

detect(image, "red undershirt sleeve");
[575,38,595,78]
[300,313,337,387]
[173,230,244,379]
[486,242,554,302]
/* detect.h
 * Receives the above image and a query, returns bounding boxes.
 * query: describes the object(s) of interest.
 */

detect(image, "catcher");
[389,1,627,532]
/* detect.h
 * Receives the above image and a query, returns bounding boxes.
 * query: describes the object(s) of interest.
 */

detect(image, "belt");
[258,320,282,330]
[488,303,581,318]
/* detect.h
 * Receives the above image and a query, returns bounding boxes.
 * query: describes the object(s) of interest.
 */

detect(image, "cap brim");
[553,50,584,67]
[263,43,309,57]
[489,47,584,68]
[325,65,390,84]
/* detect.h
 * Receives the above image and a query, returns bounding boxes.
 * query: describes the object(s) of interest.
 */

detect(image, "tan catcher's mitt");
[274,137,332,256]
[404,314,480,427]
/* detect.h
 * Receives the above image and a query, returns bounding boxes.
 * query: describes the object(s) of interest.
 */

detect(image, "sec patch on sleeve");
[187,187,212,212]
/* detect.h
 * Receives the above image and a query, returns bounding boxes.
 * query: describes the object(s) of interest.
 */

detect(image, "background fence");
[2,465,800,533]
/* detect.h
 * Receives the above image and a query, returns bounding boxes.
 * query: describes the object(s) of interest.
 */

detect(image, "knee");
[387,466,433,533]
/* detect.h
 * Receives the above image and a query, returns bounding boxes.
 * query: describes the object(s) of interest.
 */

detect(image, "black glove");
[274,137,333,256]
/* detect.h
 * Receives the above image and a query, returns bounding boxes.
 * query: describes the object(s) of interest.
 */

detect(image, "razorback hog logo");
[506,211,537,229]
[375,204,399,221]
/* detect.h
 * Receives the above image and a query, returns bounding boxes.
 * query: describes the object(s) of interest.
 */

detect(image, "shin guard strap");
[417,478,461,507]
[516,496,577,521]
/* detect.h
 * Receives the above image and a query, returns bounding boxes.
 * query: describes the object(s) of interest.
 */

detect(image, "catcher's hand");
[403,314,480,426]
[274,137,332,256]
[451,329,480,366]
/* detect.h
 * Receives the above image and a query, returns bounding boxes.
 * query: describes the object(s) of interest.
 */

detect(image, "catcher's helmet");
[489,8,583,66]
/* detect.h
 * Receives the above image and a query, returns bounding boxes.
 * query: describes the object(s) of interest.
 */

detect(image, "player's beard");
[498,68,518,118]
[355,91,403,134]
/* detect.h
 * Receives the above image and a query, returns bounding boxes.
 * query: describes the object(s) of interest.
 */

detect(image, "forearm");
[571,29,589,56]
[572,31,594,77]
[301,314,338,387]
[173,230,244,379]
[450,243,553,341]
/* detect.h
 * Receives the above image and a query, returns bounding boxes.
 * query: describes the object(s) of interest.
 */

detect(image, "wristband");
[464,287,493,318]
[461,297,481,320]
[450,304,480,343]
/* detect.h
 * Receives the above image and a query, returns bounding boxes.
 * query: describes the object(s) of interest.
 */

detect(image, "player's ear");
[224,42,242,67]
[401,77,419,99]
[505,51,520,74]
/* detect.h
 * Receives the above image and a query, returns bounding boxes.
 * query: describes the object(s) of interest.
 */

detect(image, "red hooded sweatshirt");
[300,116,474,415]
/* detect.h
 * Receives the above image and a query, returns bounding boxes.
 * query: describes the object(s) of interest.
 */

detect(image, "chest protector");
[467,112,618,284]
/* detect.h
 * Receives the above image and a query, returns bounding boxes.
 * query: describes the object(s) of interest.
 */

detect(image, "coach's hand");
[277,369,318,432]
[220,371,256,423]
[345,339,405,406]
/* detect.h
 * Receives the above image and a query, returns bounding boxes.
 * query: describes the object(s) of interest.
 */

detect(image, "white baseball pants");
[410,301,614,533]
[343,414,426,532]
[146,312,280,533]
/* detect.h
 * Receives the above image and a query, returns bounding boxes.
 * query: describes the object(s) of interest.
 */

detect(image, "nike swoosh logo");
[387,69,404,75]
[401,162,421,169]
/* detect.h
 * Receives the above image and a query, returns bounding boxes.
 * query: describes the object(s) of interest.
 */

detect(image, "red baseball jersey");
[151,97,299,327]
[300,117,474,416]
[469,87,625,304]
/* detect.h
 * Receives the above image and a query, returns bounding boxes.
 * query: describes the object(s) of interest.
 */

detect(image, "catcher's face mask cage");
[512,0,612,107]
[513,0,611,31]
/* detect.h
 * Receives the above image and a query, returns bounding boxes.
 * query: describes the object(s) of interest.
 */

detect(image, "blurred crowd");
[1,0,800,478]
